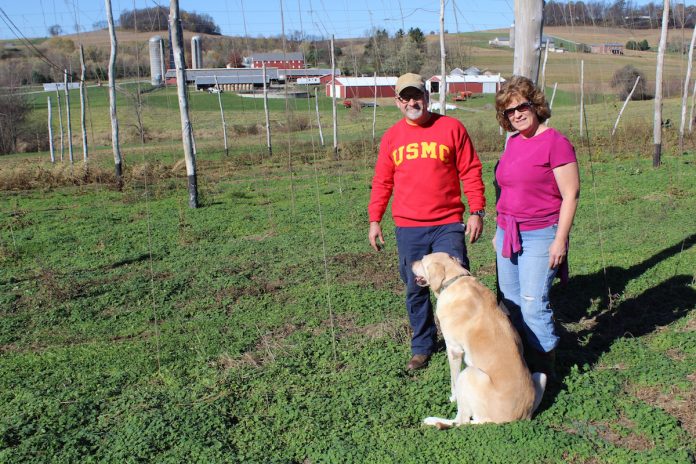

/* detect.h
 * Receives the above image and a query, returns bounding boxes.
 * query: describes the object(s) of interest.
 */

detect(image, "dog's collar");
[438,274,470,294]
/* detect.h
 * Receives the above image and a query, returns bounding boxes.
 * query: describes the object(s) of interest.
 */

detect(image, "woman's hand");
[548,238,567,269]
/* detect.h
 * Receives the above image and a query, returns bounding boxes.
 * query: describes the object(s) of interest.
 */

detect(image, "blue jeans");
[395,223,469,355]
[495,225,560,353]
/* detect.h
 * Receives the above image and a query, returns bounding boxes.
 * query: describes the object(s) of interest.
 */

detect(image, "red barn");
[248,52,305,70]
[326,77,398,99]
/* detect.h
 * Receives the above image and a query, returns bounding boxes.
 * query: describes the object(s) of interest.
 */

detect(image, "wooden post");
[679,26,696,150]
[549,82,558,110]
[170,0,198,208]
[690,78,696,133]
[48,97,55,163]
[331,35,338,159]
[105,0,123,183]
[612,76,641,137]
[372,72,378,145]
[315,87,324,146]
[579,60,584,137]
[540,39,550,90]
[513,0,544,83]
[55,88,64,162]
[262,63,272,157]
[64,70,74,164]
[439,0,446,115]
[79,45,88,163]
[159,39,166,87]
[213,75,229,156]
[653,0,670,167]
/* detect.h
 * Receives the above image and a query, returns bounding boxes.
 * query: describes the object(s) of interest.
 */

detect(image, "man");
[368,73,486,371]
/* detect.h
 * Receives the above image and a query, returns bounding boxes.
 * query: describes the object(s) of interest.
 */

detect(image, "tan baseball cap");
[395,73,426,95]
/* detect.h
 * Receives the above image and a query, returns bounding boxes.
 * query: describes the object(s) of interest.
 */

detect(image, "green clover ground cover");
[1,152,694,463]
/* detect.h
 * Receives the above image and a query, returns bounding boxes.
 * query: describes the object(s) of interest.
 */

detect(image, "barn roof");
[249,52,305,61]
[335,77,398,87]
[195,75,267,85]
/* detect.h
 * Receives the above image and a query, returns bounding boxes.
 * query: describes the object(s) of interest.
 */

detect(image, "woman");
[493,76,580,377]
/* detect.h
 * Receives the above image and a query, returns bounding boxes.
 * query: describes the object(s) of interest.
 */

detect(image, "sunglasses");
[396,93,425,103]
[502,101,534,118]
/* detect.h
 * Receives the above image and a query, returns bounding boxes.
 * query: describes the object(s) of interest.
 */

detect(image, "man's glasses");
[396,93,424,104]
[502,101,533,118]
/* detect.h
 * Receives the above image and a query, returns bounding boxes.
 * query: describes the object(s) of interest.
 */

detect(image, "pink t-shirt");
[495,127,577,231]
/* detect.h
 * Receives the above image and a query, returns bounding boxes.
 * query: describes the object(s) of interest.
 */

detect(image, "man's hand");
[465,214,483,244]
[369,221,385,251]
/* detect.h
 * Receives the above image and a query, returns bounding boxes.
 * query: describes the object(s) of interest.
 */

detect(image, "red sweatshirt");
[368,113,485,227]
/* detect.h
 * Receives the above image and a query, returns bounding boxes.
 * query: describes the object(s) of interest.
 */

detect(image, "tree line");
[119,6,220,35]
[544,1,696,29]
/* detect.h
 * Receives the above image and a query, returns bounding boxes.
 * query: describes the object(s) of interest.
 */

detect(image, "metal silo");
[191,35,202,69]
[149,36,164,86]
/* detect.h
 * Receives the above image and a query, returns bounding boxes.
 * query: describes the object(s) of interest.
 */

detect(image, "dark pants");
[395,223,469,355]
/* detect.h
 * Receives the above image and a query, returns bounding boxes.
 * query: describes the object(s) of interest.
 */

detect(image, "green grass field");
[2,28,696,461]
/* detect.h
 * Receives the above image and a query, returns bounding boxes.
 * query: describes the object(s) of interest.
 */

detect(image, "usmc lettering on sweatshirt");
[391,142,451,166]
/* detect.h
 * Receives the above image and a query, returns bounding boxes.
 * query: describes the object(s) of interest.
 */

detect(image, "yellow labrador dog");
[411,252,546,428]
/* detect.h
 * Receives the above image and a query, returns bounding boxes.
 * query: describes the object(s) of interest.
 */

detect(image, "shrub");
[610,65,651,101]
[0,91,31,155]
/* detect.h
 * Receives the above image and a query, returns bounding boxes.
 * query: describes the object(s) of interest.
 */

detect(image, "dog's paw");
[423,417,455,429]
[449,394,456,403]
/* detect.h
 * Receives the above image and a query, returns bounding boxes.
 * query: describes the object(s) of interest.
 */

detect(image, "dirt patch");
[216,322,301,369]
[330,251,403,294]
[326,313,410,345]
[593,417,654,452]
[630,378,696,438]
[215,276,284,304]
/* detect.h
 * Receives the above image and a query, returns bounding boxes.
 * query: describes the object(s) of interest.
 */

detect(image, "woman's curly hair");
[495,75,551,132]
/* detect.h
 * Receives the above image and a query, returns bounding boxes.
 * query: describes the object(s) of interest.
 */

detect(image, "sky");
[1,0,518,41]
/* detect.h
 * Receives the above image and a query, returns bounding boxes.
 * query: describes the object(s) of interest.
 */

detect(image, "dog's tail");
[531,372,547,413]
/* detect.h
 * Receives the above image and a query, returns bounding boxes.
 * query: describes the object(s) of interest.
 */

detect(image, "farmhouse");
[326,77,398,99]
[245,52,305,70]
[591,43,624,55]
[426,74,505,95]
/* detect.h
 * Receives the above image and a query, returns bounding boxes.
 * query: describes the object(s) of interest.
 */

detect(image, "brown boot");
[406,354,431,371]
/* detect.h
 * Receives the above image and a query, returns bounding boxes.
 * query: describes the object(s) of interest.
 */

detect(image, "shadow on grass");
[543,232,696,404]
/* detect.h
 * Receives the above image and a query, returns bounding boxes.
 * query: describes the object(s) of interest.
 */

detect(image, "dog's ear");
[427,262,446,293]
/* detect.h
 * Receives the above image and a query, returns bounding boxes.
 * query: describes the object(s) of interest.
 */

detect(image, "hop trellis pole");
[513,0,544,83]
[331,35,338,159]
[679,25,696,151]
[47,97,55,163]
[55,87,64,163]
[439,0,446,116]
[105,0,123,184]
[653,0,670,168]
[263,63,272,157]
[79,45,88,163]
[63,70,73,164]
[170,0,199,208]
[213,75,229,156]
[612,76,641,137]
